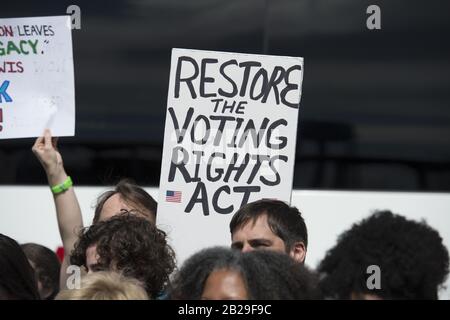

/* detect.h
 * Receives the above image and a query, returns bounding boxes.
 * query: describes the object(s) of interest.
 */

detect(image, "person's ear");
[289,242,306,264]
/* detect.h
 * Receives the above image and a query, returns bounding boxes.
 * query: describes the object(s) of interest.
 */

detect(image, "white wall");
[0,186,449,299]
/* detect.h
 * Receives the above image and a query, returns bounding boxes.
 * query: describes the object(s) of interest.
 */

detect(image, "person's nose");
[241,243,254,253]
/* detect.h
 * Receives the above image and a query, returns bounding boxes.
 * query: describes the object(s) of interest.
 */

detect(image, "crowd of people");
[0,129,449,300]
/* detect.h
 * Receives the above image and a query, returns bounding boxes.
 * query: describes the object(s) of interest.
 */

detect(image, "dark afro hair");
[169,247,322,300]
[70,213,176,298]
[318,210,449,300]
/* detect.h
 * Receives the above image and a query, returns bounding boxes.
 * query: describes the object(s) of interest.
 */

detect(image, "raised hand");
[32,129,66,185]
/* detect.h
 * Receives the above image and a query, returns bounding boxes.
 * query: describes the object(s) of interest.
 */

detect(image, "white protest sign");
[0,16,75,139]
[157,48,304,262]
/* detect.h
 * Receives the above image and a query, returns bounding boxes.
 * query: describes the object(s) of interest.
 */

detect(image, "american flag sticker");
[166,190,182,203]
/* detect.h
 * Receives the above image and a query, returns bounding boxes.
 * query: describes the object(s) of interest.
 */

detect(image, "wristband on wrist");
[51,176,73,194]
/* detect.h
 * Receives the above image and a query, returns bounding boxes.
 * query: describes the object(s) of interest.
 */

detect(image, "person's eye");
[252,242,270,248]
[231,243,243,250]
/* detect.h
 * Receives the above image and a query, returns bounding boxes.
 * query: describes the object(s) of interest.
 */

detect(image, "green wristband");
[51,176,73,194]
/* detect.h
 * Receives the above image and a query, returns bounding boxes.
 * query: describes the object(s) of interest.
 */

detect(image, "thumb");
[33,135,45,151]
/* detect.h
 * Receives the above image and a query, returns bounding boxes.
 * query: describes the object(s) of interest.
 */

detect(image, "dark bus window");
[1,0,449,191]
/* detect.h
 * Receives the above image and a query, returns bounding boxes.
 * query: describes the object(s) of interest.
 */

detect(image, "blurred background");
[1,0,450,191]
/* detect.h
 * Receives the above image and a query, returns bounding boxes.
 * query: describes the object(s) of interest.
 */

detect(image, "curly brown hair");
[70,214,176,299]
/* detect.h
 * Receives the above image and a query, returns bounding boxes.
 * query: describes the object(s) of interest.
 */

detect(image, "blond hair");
[55,271,149,300]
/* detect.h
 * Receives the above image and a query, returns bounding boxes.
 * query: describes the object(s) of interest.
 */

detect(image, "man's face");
[85,244,101,273]
[231,214,287,253]
[231,214,307,263]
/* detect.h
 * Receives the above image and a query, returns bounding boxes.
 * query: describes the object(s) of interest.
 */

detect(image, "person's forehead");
[102,194,131,211]
[204,268,247,297]
[98,194,132,221]
[99,193,155,223]
[233,214,275,238]
[208,269,244,286]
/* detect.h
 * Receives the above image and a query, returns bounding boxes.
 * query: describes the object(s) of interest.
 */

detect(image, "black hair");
[0,234,40,300]
[169,247,321,300]
[318,210,450,300]
[21,243,61,300]
[229,199,308,250]
[70,213,176,299]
